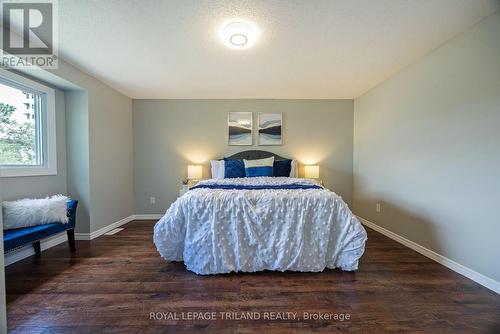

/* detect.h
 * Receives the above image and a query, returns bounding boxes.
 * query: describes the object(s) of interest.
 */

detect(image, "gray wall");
[353,12,500,282]
[134,99,354,214]
[88,85,133,232]
[24,59,135,233]
[1,88,67,201]
[65,91,90,233]
[2,59,133,234]
[49,60,133,233]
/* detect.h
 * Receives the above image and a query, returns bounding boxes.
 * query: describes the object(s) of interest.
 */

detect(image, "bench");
[3,200,78,255]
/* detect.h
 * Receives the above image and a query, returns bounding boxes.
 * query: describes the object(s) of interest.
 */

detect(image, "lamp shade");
[304,165,319,179]
[187,165,202,179]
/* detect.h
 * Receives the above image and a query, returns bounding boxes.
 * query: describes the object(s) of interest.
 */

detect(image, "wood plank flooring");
[5,220,500,333]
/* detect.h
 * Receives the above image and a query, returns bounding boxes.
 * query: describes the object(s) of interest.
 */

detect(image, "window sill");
[0,166,57,178]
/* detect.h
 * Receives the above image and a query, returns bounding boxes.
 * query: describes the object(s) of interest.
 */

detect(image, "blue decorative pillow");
[224,159,245,178]
[273,159,292,177]
[244,157,274,177]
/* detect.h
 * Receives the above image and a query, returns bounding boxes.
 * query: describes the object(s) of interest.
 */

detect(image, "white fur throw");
[2,195,69,230]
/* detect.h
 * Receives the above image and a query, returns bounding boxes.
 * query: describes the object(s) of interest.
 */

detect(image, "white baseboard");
[4,232,68,266]
[75,215,135,240]
[132,214,162,220]
[357,216,500,295]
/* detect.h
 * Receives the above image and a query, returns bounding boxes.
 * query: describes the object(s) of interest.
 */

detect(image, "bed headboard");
[227,150,288,161]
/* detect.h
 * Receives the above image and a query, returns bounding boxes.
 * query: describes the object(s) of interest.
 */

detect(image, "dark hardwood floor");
[5,220,500,333]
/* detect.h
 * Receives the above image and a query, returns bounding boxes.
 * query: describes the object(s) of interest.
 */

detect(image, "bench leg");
[67,229,76,252]
[33,241,41,256]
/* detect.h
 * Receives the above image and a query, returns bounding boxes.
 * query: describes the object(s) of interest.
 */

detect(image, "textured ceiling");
[58,0,499,99]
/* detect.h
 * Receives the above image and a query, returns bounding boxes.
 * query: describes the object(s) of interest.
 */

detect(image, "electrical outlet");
[150,197,156,205]
[376,203,381,213]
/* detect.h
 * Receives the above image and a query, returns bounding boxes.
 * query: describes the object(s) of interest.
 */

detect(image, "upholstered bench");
[3,200,78,255]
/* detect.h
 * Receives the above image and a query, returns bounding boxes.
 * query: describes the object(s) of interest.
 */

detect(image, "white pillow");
[290,160,298,177]
[210,160,225,179]
[2,195,69,230]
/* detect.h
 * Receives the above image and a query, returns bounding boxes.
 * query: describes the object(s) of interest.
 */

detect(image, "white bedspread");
[154,177,367,275]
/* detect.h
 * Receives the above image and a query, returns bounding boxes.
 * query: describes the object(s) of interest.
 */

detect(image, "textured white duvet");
[154,177,367,275]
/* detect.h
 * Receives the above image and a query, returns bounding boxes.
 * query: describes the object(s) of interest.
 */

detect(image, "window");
[0,70,56,177]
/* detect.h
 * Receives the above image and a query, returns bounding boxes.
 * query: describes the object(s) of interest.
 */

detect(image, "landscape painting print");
[228,112,252,145]
[258,112,282,145]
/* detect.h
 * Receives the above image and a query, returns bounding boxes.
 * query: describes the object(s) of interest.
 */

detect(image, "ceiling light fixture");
[220,21,258,50]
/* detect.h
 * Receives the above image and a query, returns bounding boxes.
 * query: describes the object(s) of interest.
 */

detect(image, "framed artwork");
[228,112,252,145]
[258,112,282,145]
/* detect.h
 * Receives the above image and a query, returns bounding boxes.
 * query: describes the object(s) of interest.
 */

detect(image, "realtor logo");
[0,0,58,68]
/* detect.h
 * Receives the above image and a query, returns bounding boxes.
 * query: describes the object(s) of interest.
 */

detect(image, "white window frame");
[0,69,57,177]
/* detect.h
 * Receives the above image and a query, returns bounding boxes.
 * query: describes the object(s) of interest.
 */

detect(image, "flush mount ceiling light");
[220,21,258,50]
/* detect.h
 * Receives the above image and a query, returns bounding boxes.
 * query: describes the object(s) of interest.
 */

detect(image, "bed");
[154,150,367,275]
